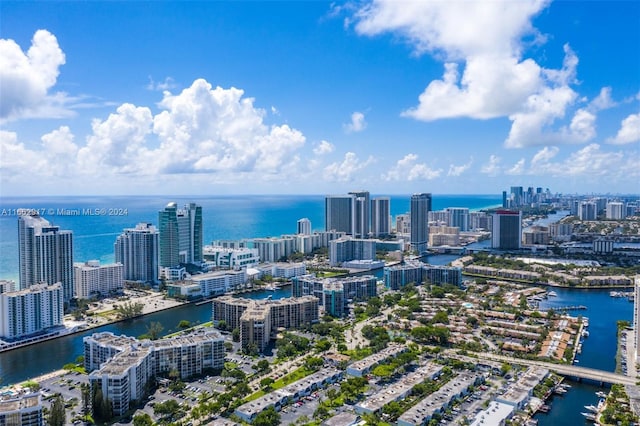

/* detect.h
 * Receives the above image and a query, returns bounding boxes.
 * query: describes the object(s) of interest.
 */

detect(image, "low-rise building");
[397,374,483,426]
[355,363,444,414]
[346,344,406,377]
[234,368,343,422]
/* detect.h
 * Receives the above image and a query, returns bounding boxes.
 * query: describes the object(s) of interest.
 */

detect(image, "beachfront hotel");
[85,328,225,416]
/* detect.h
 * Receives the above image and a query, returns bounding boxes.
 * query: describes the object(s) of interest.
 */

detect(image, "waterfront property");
[74,260,124,299]
[0,387,42,426]
[211,295,319,352]
[85,328,225,416]
[384,260,462,289]
[291,274,377,316]
[0,282,64,341]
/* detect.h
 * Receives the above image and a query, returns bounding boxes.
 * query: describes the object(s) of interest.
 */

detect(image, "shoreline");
[463,272,635,289]
[0,294,189,354]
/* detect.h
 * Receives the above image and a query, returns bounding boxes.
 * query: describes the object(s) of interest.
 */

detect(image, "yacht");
[548,291,558,297]
[581,412,597,422]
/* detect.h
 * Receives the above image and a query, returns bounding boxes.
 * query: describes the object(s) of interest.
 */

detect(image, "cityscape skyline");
[1,1,639,196]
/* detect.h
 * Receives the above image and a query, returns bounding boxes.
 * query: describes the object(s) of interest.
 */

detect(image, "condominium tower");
[159,202,203,268]
[349,190,370,238]
[410,193,432,255]
[491,210,522,250]
[114,223,159,284]
[325,195,356,235]
[371,197,391,237]
[18,213,73,302]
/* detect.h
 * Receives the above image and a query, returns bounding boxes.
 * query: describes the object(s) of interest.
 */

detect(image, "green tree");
[115,301,144,319]
[217,320,228,331]
[178,320,191,329]
[145,321,164,340]
[260,377,275,390]
[48,395,66,426]
[255,359,271,373]
[133,413,154,426]
[253,406,280,426]
[232,328,240,342]
[80,383,90,414]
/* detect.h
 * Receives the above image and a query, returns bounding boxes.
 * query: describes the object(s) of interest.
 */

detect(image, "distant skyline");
[0,1,638,196]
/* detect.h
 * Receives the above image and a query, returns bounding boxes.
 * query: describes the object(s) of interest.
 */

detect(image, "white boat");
[548,291,558,297]
[264,285,278,291]
[582,330,589,337]
[581,412,597,421]
[596,391,607,398]
[584,405,598,412]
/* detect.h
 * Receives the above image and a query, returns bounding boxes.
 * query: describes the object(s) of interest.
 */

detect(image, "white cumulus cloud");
[344,111,367,133]
[447,159,473,176]
[0,30,66,121]
[383,153,442,181]
[313,140,335,155]
[480,155,502,177]
[351,1,606,148]
[324,152,373,182]
[607,113,640,145]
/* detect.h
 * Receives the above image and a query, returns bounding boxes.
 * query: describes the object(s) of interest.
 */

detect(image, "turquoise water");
[0,194,501,281]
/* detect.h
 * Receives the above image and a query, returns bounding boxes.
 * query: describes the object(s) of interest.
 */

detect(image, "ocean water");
[0,194,500,281]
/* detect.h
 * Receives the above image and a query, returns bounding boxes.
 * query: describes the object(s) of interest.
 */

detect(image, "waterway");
[534,287,633,424]
[0,251,632,424]
[0,287,292,386]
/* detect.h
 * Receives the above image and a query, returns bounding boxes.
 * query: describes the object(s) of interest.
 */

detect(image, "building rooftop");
[356,363,443,413]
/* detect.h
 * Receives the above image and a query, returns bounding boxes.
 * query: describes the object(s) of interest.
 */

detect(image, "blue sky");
[1,1,638,196]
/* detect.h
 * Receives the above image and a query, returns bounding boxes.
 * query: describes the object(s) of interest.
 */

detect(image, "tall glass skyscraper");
[158,202,203,268]
[349,190,370,238]
[371,197,391,237]
[325,195,356,235]
[18,213,74,303]
[491,210,522,250]
[410,193,432,255]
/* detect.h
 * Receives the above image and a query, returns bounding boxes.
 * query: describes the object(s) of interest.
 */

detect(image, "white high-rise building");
[18,213,73,303]
[371,197,391,237]
[0,283,64,340]
[606,202,626,220]
[114,223,159,285]
[446,208,469,232]
[297,218,312,235]
[74,261,124,299]
[578,201,597,221]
